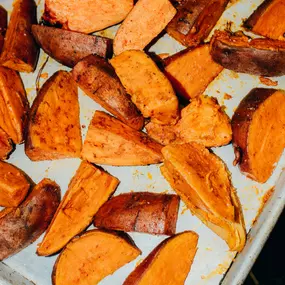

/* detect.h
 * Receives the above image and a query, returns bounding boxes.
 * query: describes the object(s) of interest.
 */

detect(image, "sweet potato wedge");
[94,192,180,235]
[43,0,134,34]
[82,111,163,166]
[0,67,29,144]
[113,0,176,55]
[124,231,198,285]
[166,0,229,47]
[0,178,61,260]
[244,0,285,41]
[161,143,246,251]
[110,50,179,125]
[164,45,223,100]
[0,128,13,160]
[52,230,141,285]
[210,30,285,77]
[32,25,113,68]
[0,0,39,73]
[0,161,30,207]
[25,71,82,161]
[232,88,285,183]
[0,5,7,53]
[37,161,119,256]
[72,55,144,130]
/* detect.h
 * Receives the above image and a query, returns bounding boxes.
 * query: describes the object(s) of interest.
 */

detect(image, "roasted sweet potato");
[161,143,246,251]
[244,0,285,41]
[0,178,60,261]
[32,25,113,68]
[210,30,285,77]
[232,88,285,183]
[72,55,144,130]
[164,45,223,100]
[0,161,30,207]
[0,67,29,144]
[94,192,180,235]
[166,0,229,47]
[0,5,7,53]
[43,0,134,34]
[52,230,141,285]
[25,71,82,161]
[0,0,39,73]
[37,161,119,256]
[113,0,176,55]
[82,111,163,166]
[0,128,13,160]
[110,50,179,125]
[124,231,198,285]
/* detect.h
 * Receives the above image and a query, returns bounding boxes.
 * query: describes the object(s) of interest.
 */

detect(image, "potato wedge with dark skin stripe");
[232,88,285,183]
[52,230,141,285]
[0,5,7,53]
[72,55,144,130]
[123,231,198,285]
[0,128,13,160]
[210,30,285,77]
[94,192,180,235]
[0,178,61,261]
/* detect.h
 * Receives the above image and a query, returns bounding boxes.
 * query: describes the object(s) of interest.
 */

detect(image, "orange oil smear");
[259,77,278,86]
[181,205,188,215]
[224,93,232,100]
[147,172,153,180]
[40,72,49,79]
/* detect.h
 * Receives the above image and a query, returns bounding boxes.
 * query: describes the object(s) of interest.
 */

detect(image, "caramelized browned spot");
[0,128,13,159]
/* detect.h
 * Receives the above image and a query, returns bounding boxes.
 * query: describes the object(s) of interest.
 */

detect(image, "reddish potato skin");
[94,192,180,235]
[0,5,7,53]
[0,178,61,261]
[0,128,13,160]
[32,25,113,67]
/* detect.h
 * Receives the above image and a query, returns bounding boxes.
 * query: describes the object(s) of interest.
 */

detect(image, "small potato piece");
[82,111,163,166]
[110,50,179,125]
[32,25,113,68]
[161,143,246,251]
[0,5,7,53]
[166,0,229,47]
[72,55,144,130]
[37,161,119,256]
[25,71,82,161]
[0,67,29,144]
[113,0,176,55]
[232,88,285,183]
[94,192,180,235]
[52,230,141,285]
[244,0,285,41]
[0,178,61,261]
[0,161,30,207]
[43,0,134,34]
[0,0,39,73]
[210,30,285,77]
[0,128,13,160]
[124,231,198,285]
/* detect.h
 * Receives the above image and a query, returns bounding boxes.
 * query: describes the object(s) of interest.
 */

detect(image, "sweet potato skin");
[0,5,7,53]
[0,0,39,73]
[210,30,285,77]
[0,128,13,160]
[72,55,144,130]
[94,192,180,235]
[32,25,113,67]
[0,178,61,261]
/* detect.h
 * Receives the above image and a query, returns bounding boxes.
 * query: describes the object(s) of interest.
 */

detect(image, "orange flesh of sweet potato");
[0,178,61,260]
[164,45,223,100]
[0,128,13,160]
[244,0,285,41]
[232,88,285,183]
[166,0,229,47]
[0,67,29,144]
[37,161,119,256]
[31,25,113,68]
[113,0,176,55]
[110,50,179,125]
[25,71,82,161]
[0,0,39,73]
[52,230,141,285]
[81,111,163,166]
[72,55,144,130]
[43,0,134,34]
[0,5,7,53]
[161,143,246,251]
[123,231,198,285]
[94,192,180,235]
[0,161,30,207]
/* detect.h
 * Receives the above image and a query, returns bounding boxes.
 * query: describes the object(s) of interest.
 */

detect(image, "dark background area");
[243,210,284,285]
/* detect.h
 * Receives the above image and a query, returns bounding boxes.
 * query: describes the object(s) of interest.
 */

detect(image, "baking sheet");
[1,0,285,284]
